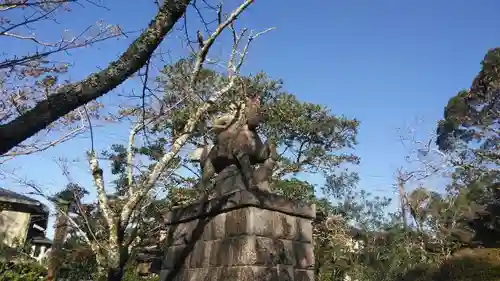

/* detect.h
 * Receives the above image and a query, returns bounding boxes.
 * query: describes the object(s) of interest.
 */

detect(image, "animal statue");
[189,94,277,198]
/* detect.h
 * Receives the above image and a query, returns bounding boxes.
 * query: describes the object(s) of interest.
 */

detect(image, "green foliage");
[436,48,500,155]
[356,228,441,281]
[436,48,499,186]
[436,248,500,281]
[272,178,315,201]
[165,186,198,207]
[0,261,46,281]
[399,263,437,281]
[435,47,500,252]
[401,248,500,281]
[121,265,159,281]
[262,91,360,176]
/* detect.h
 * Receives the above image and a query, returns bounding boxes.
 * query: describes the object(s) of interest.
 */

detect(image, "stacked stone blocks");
[160,189,316,281]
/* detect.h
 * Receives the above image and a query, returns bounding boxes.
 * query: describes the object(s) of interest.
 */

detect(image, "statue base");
[159,189,316,281]
[203,163,274,199]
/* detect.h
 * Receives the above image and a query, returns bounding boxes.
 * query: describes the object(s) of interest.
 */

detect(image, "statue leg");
[256,138,277,161]
[234,151,254,190]
[253,158,275,192]
[253,140,277,192]
[197,160,216,200]
[267,139,278,161]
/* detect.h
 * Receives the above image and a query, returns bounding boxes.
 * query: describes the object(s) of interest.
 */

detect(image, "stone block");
[255,236,288,265]
[254,237,314,268]
[165,219,203,247]
[162,245,190,269]
[295,216,313,242]
[292,241,315,269]
[209,236,257,266]
[198,235,314,269]
[224,207,313,242]
[277,265,294,281]
[161,266,280,281]
[164,189,315,226]
[295,269,314,281]
[159,269,185,281]
[224,208,260,236]
[217,266,278,281]
[203,212,226,241]
[189,240,212,268]
[159,188,316,281]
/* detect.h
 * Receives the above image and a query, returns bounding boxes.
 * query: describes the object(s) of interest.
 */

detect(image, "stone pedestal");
[159,189,316,281]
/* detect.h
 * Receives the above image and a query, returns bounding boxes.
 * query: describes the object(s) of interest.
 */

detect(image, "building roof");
[30,236,53,245]
[0,187,49,214]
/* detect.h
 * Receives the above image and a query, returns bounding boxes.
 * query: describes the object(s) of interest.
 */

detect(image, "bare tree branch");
[0,0,192,155]
[120,1,272,231]
[0,108,87,162]
[0,0,76,10]
[2,168,100,251]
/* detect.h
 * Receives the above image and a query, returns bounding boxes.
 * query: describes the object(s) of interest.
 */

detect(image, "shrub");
[399,263,437,281]
[436,248,500,281]
[401,248,500,281]
[0,260,46,281]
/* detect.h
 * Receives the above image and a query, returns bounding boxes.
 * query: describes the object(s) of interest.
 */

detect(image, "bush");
[0,260,46,281]
[401,248,500,281]
[399,263,437,281]
[436,248,500,281]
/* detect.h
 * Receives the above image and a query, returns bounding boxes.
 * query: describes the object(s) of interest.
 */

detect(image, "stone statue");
[189,94,277,199]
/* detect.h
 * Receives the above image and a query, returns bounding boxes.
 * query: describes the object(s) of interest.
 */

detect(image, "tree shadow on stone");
[159,165,315,281]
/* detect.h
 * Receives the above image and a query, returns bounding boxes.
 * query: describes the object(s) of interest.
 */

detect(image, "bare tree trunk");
[0,0,191,155]
[397,178,409,230]
[395,168,414,231]
[91,243,129,281]
[94,252,109,281]
[106,249,129,281]
[107,268,124,281]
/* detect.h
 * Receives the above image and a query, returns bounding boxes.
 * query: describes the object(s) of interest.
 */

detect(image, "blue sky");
[3,0,500,237]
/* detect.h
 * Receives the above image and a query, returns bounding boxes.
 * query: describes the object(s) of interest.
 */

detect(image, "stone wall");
[160,189,316,281]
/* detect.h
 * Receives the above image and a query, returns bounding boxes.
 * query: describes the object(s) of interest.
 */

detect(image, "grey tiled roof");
[0,187,49,213]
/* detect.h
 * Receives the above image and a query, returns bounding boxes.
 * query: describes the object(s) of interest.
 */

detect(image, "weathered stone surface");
[277,265,294,281]
[291,241,315,269]
[189,240,211,268]
[209,236,257,266]
[254,237,314,268]
[217,266,278,281]
[212,164,274,196]
[212,165,247,196]
[164,219,201,247]
[224,207,313,242]
[203,212,226,241]
[160,266,279,281]
[164,189,315,225]
[160,267,313,281]
[162,245,190,269]
[163,235,314,269]
[159,188,315,281]
[295,269,315,281]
